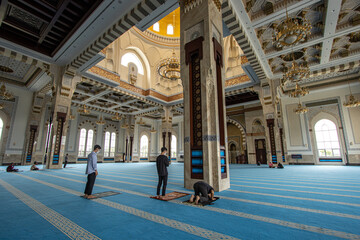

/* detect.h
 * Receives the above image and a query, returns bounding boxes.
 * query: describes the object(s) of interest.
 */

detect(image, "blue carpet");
[1,163,360,240]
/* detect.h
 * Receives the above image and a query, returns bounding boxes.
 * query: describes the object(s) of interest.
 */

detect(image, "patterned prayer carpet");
[1,163,360,240]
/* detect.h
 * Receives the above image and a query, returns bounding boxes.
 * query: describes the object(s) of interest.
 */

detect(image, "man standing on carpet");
[156,147,170,199]
[84,144,101,199]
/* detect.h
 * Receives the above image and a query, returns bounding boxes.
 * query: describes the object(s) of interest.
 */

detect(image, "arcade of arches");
[0,0,360,188]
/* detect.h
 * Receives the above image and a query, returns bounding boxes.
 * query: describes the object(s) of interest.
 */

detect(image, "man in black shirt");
[156,147,169,199]
[189,181,216,205]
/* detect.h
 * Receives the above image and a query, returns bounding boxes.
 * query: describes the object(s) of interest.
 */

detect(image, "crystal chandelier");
[273,0,311,48]
[289,82,309,98]
[68,114,75,120]
[294,100,308,114]
[0,83,14,100]
[78,105,90,114]
[344,80,360,108]
[157,50,180,80]
[121,124,129,129]
[96,115,106,125]
[111,112,122,121]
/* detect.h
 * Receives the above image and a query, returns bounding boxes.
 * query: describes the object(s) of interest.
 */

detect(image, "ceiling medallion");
[0,65,14,73]
[289,82,309,98]
[273,1,311,48]
[294,100,308,114]
[96,115,106,125]
[111,112,122,121]
[78,105,90,115]
[157,50,180,81]
[0,83,14,100]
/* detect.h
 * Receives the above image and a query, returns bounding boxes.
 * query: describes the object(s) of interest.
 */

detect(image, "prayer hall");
[0,0,360,239]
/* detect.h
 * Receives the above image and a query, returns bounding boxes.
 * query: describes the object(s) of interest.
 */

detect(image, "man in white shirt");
[84,145,101,199]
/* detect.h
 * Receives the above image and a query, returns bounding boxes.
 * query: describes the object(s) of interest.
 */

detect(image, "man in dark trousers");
[156,147,169,199]
[63,153,68,168]
[189,181,216,205]
[84,145,101,199]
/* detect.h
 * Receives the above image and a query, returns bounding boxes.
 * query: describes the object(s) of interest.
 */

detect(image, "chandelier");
[273,1,311,48]
[289,82,309,98]
[121,124,129,129]
[0,83,14,100]
[294,100,308,114]
[68,114,75,120]
[282,60,310,83]
[78,105,90,114]
[150,127,157,133]
[96,115,106,125]
[136,117,146,125]
[157,50,180,80]
[0,102,3,109]
[111,112,122,121]
[344,80,360,108]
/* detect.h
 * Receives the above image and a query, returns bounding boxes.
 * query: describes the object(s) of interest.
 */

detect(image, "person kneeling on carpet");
[6,163,19,172]
[189,181,216,205]
[277,162,284,169]
[30,162,39,171]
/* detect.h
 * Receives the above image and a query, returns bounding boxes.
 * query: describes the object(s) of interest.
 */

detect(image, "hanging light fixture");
[68,110,75,120]
[111,112,122,121]
[0,83,14,100]
[136,117,146,125]
[77,105,90,114]
[150,127,157,133]
[96,115,106,125]
[294,99,308,114]
[157,50,181,80]
[289,82,309,98]
[343,77,360,108]
[0,102,4,110]
[273,0,311,48]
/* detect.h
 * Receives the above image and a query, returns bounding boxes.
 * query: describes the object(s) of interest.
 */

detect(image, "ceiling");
[148,8,180,38]
[227,0,360,83]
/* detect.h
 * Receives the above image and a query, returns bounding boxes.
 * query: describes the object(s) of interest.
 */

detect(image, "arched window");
[78,128,87,157]
[167,24,174,35]
[171,135,177,158]
[104,131,110,157]
[86,130,94,156]
[110,132,116,157]
[121,53,144,75]
[0,118,3,141]
[315,119,341,157]
[140,135,149,157]
[153,22,159,32]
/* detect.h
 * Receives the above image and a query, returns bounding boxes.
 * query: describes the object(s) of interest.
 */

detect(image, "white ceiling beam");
[266,25,360,59]
[320,0,342,64]
[229,0,273,78]
[252,0,321,29]
[83,89,113,103]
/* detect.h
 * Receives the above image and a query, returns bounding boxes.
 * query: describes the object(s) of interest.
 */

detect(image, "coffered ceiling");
[227,0,360,82]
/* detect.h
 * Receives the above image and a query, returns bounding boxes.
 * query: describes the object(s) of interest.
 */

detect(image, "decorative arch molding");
[78,120,97,133]
[104,124,119,135]
[309,110,341,131]
[228,140,240,150]
[226,117,246,146]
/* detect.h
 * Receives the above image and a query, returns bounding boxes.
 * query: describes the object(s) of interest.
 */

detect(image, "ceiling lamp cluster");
[96,115,106,125]
[0,83,14,100]
[136,117,146,125]
[344,78,360,108]
[294,100,309,114]
[78,105,90,115]
[111,112,122,121]
[157,50,180,81]
[288,82,309,98]
[282,60,310,83]
[273,0,311,48]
